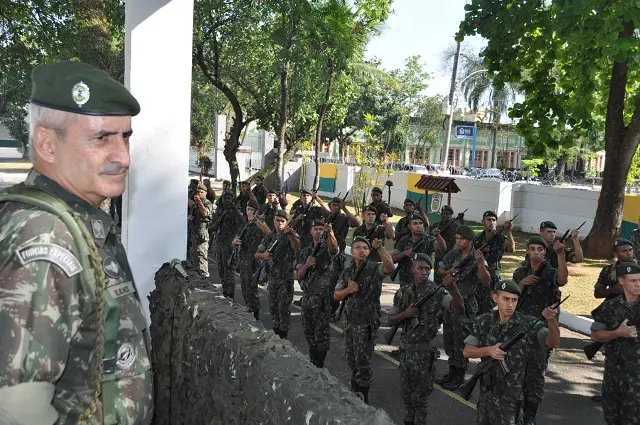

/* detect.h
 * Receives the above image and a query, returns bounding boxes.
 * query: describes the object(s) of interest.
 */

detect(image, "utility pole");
[441,40,462,168]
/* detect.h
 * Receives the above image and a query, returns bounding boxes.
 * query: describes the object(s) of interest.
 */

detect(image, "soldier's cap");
[372,187,383,194]
[456,225,476,241]
[240,180,249,185]
[618,262,640,277]
[190,179,199,184]
[403,198,415,206]
[267,188,277,195]
[413,253,433,268]
[197,184,207,191]
[275,210,289,220]
[312,219,325,228]
[540,221,557,230]
[203,178,211,184]
[247,199,260,210]
[494,279,521,296]
[353,236,371,249]
[330,197,343,204]
[442,205,454,213]
[613,238,632,248]
[408,213,426,224]
[363,205,377,214]
[483,210,497,219]
[222,191,235,199]
[223,180,231,186]
[527,236,547,247]
[30,61,140,116]
[301,189,312,195]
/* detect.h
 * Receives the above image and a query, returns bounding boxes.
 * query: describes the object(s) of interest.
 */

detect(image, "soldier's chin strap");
[0,381,58,424]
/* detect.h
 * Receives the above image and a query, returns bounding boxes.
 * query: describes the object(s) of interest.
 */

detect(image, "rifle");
[478,213,519,252]
[458,295,570,400]
[439,208,468,233]
[334,256,369,321]
[384,283,445,344]
[252,220,295,285]
[559,220,586,243]
[583,306,640,360]
[390,237,428,282]
[227,224,250,267]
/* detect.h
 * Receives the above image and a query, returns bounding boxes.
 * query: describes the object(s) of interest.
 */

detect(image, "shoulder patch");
[15,243,83,277]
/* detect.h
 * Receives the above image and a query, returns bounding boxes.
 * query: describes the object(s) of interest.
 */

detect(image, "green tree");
[459,1,640,257]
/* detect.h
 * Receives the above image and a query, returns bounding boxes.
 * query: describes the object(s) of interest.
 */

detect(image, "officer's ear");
[32,125,60,164]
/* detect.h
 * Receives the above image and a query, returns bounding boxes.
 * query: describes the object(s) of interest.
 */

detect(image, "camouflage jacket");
[296,241,338,295]
[594,261,630,301]
[390,280,452,346]
[429,218,461,260]
[592,295,640,366]
[0,169,153,424]
[392,233,437,283]
[260,202,281,231]
[513,260,559,316]
[440,247,486,315]
[323,211,350,253]
[335,260,386,324]
[237,221,266,264]
[394,215,411,244]
[353,224,386,262]
[631,228,640,261]
[211,205,245,244]
[256,231,300,280]
[234,192,252,218]
[464,311,549,399]
[290,203,324,249]
[369,200,393,224]
[473,230,508,273]
[188,198,213,239]
[251,184,268,206]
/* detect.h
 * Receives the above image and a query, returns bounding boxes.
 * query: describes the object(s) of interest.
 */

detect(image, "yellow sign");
[430,194,443,213]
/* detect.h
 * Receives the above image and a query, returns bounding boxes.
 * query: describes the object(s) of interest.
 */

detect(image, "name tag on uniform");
[108,281,135,299]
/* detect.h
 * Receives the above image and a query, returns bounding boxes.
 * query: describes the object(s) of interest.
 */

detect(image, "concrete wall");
[0,123,14,141]
[150,263,395,425]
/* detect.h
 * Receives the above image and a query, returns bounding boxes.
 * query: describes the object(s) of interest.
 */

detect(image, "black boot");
[273,327,281,338]
[404,422,415,425]
[309,347,318,366]
[435,365,456,386]
[279,330,288,339]
[315,350,327,368]
[441,367,465,391]
[360,386,370,404]
[351,379,358,392]
[253,311,260,321]
[522,401,539,425]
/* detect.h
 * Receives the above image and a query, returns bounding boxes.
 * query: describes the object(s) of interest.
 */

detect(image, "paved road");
[206,254,607,425]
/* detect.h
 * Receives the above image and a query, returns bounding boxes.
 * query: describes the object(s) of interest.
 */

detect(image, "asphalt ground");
[206,251,607,425]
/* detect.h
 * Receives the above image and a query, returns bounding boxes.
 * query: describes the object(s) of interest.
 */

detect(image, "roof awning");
[414,175,461,193]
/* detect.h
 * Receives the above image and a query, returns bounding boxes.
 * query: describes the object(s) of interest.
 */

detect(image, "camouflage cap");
[247,199,260,210]
[413,253,433,268]
[494,279,521,296]
[372,187,383,194]
[527,236,547,247]
[197,184,207,191]
[456,225,476,241]
[353,236,371,249]
[613,238,632,248]
[540,221,557,230]
[362,205,377,214]
[403,198,415,205]
[483,210,497,219]
[275,210,289,220]
[618,262,640,276]
[30,61,140,116]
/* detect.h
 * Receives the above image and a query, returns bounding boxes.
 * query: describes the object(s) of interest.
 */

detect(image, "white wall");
[0,124,14,141]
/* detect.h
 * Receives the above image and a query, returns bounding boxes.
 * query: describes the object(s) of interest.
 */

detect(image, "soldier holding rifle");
[537,221,584,266]
[388,253,464,425]
[463,280,561,425]
[429,205,465,283]
[594,238,636,300]
[353,205,395,262]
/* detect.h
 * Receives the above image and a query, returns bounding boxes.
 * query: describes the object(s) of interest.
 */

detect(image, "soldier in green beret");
[594,238,636,300]
[0,61,153,424]
[187,183,214,277]
[537,220,584,266]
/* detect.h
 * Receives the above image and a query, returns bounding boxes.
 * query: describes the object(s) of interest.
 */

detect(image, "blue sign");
[455,125,474,139]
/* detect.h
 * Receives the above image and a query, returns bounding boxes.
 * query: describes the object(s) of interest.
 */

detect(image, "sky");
[365,0,486,97]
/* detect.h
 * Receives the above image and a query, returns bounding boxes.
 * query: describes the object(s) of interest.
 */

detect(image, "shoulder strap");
[0,185,106,425]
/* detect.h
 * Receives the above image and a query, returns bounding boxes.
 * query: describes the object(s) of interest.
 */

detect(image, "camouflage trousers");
[477,390,522,425]
[400,347,438,425]
[344,320,379,387]
[216,242,235,298]
[268,278,294,332]
[443,310,474,369]
[239,256,259,315]
[524,347,550,404]
[602,362,640,425]
[188,232,209,276]
[301,292,331,351]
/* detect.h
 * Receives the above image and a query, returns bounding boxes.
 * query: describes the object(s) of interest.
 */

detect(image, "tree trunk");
[556,159,566,179]
[490,125,498,168]
[584,20,640,258]
[313,64,334,190]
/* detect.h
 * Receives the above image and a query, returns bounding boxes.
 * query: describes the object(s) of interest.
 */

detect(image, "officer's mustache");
[100,163,128,175]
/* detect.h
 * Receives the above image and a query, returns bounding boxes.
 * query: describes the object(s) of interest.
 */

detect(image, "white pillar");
[123,0,194,323]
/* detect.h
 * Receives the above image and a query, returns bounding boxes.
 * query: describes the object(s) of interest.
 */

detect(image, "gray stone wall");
[148,262,395,425]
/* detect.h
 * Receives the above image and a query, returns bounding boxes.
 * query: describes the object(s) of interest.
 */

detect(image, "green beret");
[483,210,497,219]
[613,238,632,248]
[456,225,476,241]
[372,187,383,194]
[197,184,207,191]
[267,188,277,195]
[247,199,260,210]
[311,219,325,227]
[190,179,199,184]
[363,205,377,214]
[413,253,433,268]
[442,205,454,213]
[222,191,234,199]
[618,262,640,277]
[300,189,312,195]
[240,181,249,185]
[275,210,289,220]
[330,197,343,204]
[540,221,557,230]
[403,198,415,205]
[223,180,231,186]
[30,61,140,116]
[353,236,371,249]
[494,279,521,296]
[527,236,547,247]
[408,213,425,224]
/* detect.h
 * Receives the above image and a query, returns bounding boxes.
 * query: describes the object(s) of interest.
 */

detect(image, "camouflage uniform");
[464,311,551,425]
[591,294,640,425]
[430,218,461,284]
[326,211,349,314]
[187,197,213,276]
[238,222,266,316]
[594,261,625,301]
[335,260,386,389]
[353,224,386,262]
[234,193,251,219]
[256,231,300,334]
[290,203,324,250]
[261,202,280,231]
[296,240,337,365]
[369,200,393,224]
[439,248,486,370]
[390,280,452,425]
[392,233,437,286]
[473,231,508,314]
[631,228,640,260]
[513,261,559,407]
[394,215,412,246]
[0,170,153,424]
[211,205,245,298]
[252,184,268,205]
